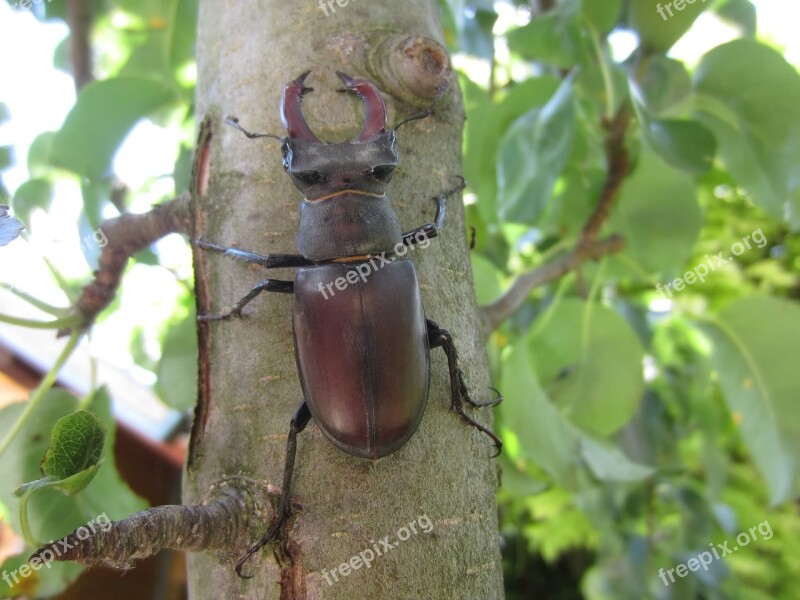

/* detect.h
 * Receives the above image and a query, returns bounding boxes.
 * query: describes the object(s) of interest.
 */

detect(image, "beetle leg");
[198,279,293,321]
[426,319,503,455]
[236,402,312,579]
[401,176,465,246]
[196,239,313,268]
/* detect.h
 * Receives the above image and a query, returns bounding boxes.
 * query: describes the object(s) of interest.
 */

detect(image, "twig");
[479,108,631,334]
[65,194,192,331]
[30,489,256,569]
[480,235,624,334]
[66,0,94,91]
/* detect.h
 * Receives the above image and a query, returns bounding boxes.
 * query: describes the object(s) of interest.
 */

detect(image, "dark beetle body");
[203,71,501,576]
[294,260,429,458]
[286,117,427,458]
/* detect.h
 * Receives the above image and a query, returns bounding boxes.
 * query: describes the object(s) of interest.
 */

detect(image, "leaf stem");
[0,330,83,458]
[0,283,68,316]
[18,489,42,548]
[0,313,81,330]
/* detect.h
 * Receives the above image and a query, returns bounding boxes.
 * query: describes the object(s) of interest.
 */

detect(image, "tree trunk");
[184,1,503,598]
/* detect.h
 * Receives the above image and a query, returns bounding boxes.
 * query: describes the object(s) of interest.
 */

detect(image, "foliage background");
[0,0,798,598]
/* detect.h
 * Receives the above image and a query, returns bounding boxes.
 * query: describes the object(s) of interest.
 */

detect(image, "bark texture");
[184,2,503,598]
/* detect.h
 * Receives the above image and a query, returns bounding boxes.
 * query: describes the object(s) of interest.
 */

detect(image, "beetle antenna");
[225,116,283,141]
[391,82,450,131]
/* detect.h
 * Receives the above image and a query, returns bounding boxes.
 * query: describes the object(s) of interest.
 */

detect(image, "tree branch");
[64,193,192,332]
[30,485,269,570]
[479,108,631,334]
[65,0,94,91]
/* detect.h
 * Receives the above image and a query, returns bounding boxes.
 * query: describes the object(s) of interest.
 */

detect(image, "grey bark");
[184,1,504,598]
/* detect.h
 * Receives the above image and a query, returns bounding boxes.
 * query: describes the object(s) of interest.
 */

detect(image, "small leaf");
[40,410,105,490]
[0,389,144,592]
[12,178,53,225]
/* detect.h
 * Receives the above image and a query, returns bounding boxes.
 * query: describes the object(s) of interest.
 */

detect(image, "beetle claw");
[234,515,287,579]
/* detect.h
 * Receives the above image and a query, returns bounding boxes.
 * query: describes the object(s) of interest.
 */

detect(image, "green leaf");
[50,77,174,178]
[703,297,800,503]
[528,298,645,436]
[462,74,560,224]
[499,340,652,487]
[715,0,756,37]
[497,75,576,224]
[155,310,198,411]
[627,0,707,53]
[41,411,105,483]
[694,40,800,147]
[13,410,105,501]
[608,149,702,276]
[579,438,655,482]
[644,117,716,175]
[12,178,53,225]
[115,0,199,82]
[507,2,586,68]
[499,341,581,488]
[470,253,503,305]
[639,56,692,114]
[26,131,57,177]
[0,145,13,171]
[0,389,146,550]
[632,83,715,174]
[581,0,621,33]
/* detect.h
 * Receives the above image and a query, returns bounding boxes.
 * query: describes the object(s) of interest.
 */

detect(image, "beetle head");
[279,71,399,201]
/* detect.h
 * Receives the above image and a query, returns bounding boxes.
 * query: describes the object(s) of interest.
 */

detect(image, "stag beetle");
[197,71,502,576]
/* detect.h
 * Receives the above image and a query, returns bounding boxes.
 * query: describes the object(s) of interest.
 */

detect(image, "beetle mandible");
[197,71,502,577]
